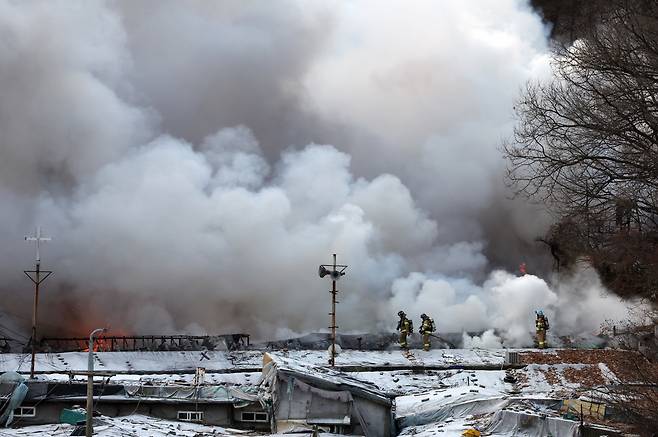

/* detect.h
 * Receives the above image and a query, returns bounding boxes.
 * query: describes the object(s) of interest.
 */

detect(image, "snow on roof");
[350,369,509,396]
[513,363,608,399]
[0,348,509,376]
[486,408,584,436]
[395,384,508,425]
[262,352,391,405]
[0,351,263,374]
[261,348,507,369]
[397,416,482,436]
[33,371,261,387]
[520,348,658,383]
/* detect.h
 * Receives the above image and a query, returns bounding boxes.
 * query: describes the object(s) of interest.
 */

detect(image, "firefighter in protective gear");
[419,313,436,351]
[396,311,413,349]
[535,310,549,349]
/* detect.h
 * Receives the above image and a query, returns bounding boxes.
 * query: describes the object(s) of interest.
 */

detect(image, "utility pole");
[318,254,347,367]
[23,227,52,379]
[86,328,106,437]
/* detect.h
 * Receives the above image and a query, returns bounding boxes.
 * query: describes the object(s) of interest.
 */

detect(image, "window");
[177,411,203,422]
[13,406,36,417]
[328,425,345,433]
[241,411,268,422]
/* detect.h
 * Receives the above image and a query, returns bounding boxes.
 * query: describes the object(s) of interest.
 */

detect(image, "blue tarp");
[0,371,28,426]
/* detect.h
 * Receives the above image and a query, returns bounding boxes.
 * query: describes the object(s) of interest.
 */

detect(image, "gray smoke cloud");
[0,0,635,341]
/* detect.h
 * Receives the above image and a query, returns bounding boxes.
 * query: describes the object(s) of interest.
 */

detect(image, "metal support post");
[318,254,347,368]
[330,254,337,366]
[86,328,106,437]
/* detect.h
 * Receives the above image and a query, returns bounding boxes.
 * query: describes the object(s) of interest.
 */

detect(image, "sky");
[0,0,635,344]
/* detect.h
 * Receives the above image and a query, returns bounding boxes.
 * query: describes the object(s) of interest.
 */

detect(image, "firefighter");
[535,310,550,349]
[396,311,413,349]
[419,313,436,351]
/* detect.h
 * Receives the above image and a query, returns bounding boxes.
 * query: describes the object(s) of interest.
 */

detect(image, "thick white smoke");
[0,0,638,340]
[389,268,637,347]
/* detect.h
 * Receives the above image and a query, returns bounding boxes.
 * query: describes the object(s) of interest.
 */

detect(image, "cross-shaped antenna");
[22,226,53,379]
[24,226,52,265]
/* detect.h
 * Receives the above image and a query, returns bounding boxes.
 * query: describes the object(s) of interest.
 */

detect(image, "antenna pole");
[330,254,337,367]
[30,262,40,378]
[24,227,52,379]
[318,254,347,368]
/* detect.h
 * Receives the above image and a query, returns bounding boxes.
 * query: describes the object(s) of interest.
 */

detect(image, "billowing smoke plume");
[0,0,635,341]
[390,267,637,347]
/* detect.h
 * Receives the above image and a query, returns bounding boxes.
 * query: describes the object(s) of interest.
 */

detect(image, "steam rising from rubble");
[0,1,637,342]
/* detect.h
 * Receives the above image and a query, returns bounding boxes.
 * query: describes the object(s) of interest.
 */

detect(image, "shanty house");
[0,350,268,430]
[259,352,394,436]
[0,379,266,429]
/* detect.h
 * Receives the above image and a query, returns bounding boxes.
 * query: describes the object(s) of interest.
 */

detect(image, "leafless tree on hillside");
[505,0,658,300]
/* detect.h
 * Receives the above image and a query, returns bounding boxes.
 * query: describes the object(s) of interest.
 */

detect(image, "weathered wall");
[99,401,233,425]
[8,400,233,427]
[232,402,270,431]
[353,396,393,437]
[273,374,392,436]
[9,401,65,426]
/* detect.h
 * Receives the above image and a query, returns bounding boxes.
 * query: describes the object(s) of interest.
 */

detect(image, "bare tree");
[505,0,658,300]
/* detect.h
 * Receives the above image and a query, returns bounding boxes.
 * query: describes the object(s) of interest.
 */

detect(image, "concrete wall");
[9,401,66,426]
[98,402,232,425]
[232,403,270,431]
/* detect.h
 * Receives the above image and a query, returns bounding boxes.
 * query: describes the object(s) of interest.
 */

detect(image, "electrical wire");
[0,323,28,341]
[10,380,64,427]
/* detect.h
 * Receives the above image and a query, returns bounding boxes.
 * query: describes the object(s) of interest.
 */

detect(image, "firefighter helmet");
[398,311,406,317]
[421,313,428,319]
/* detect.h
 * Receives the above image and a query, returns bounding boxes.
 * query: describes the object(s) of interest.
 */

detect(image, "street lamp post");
[86,328,106,437]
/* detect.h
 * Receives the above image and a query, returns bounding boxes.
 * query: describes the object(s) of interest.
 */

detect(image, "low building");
[0,378,269,430]
[259,352,395,436]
